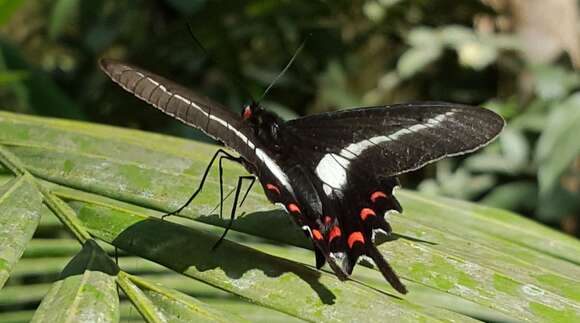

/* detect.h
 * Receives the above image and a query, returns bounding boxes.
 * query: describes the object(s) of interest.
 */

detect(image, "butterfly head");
[241,101,285,150]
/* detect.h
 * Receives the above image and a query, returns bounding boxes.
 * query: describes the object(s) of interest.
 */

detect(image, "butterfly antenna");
[186,22,211,58]
[186,22,256,102]
[258,39,307,103]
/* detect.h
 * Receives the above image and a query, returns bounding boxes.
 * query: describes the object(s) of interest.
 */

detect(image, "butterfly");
[100,59,504,294]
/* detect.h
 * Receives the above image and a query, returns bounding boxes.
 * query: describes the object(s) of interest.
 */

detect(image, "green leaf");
[397,46,442,79]
[0,0,27,26]
[499,127,530,171]
[0,70,28,86]
[407,27,440,48]
[480,181,538,210]
[0,144,92,242]
[165,0,206,15]
[0,41,86,119]
[118,272,250,323]
[532,65,580,100]
[30,240,119,323]
[0,175,44,288]
[49,0,80,40]
[535,93,580,195]
[456,41,497,70]
[1,110,579,322]
[59,239,119,278]
[439,25,476,47]
[74,202,442,322]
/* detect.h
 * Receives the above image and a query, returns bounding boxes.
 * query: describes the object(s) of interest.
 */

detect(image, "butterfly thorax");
[241,103,287,152]
[241,103,324,220]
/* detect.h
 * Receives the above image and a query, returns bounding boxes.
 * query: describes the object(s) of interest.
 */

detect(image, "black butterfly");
[100,59,504,294]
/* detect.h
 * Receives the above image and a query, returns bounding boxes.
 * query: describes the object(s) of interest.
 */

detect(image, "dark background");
[0,0,578,236]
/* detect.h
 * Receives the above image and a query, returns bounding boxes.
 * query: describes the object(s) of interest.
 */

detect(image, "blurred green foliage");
[0,0,578,235]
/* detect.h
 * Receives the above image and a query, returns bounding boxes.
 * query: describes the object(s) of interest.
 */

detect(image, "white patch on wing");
[389,128,412,140]
[372,228,389,242]
[323,183,333,196]
[114,71,316,199]
[333,153,350,168]
[343,140,373,156]
[392,185,400,196]
[330,252,346,263]
[275,203,288,212]
[171,93,288,193]
[385,209,400,217]
[335,112,455,160]
[256,148,294,194]
[369,136,389,145]
[125,75,259,151]
[425,112,454,127]
[208,113,256,150]
[302,225,313,238]
[315,153,350,189]
[339,149,357,159]
[359,255,376,267]
[408,124,428,132]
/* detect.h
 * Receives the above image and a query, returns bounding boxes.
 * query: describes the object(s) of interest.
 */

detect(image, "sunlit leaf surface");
[0,111,579,322]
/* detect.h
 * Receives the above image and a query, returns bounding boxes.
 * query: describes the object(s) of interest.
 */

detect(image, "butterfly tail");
[314,243,326,269]
[366,244,407,294]
[313,239,348,280]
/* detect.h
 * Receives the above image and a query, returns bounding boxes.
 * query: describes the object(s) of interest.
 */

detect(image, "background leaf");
[535,93,580,195]
[0,111,578,322]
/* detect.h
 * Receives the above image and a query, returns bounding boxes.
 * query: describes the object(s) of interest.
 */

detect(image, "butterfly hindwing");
[338,175,406,293]
[302,172,407,293]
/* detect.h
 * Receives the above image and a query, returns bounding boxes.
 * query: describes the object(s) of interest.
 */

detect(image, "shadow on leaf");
[111,216,337,304]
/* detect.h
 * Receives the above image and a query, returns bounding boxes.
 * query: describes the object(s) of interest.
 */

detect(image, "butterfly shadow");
[112,217,337,305]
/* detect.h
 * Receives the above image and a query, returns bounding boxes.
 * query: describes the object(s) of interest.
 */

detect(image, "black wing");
[286,102,504,188]
[99,59,258,162]
[285,102,503,293]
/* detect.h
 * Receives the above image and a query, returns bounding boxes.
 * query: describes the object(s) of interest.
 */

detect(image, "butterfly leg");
[218,154,244,218]
[212,175,255,250]
[162,149,240,219]
[208,187,235,215]
[237,176,256,208]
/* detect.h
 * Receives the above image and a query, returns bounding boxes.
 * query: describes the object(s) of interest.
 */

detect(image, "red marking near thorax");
[328,226,341,242]
[348,232,365,248]
[265,183,280,195]
[360,208,376,220]
[287,203,301,214]
[312,229,323,240]
[370,191,387,203]
[242,106,252,120]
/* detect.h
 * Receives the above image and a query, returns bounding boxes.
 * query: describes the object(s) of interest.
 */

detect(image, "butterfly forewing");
[286,102,504,179]
[99,59,258,163]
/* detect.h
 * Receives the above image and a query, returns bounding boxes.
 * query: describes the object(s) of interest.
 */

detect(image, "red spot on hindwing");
[265,183,280,195]
[287,203,301,214]
[323,216,332,225]
[328,226,342,242]
[312,229,323,240]
[360,208,376,221]
[347,232,365,248]
[370,191,387,203]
